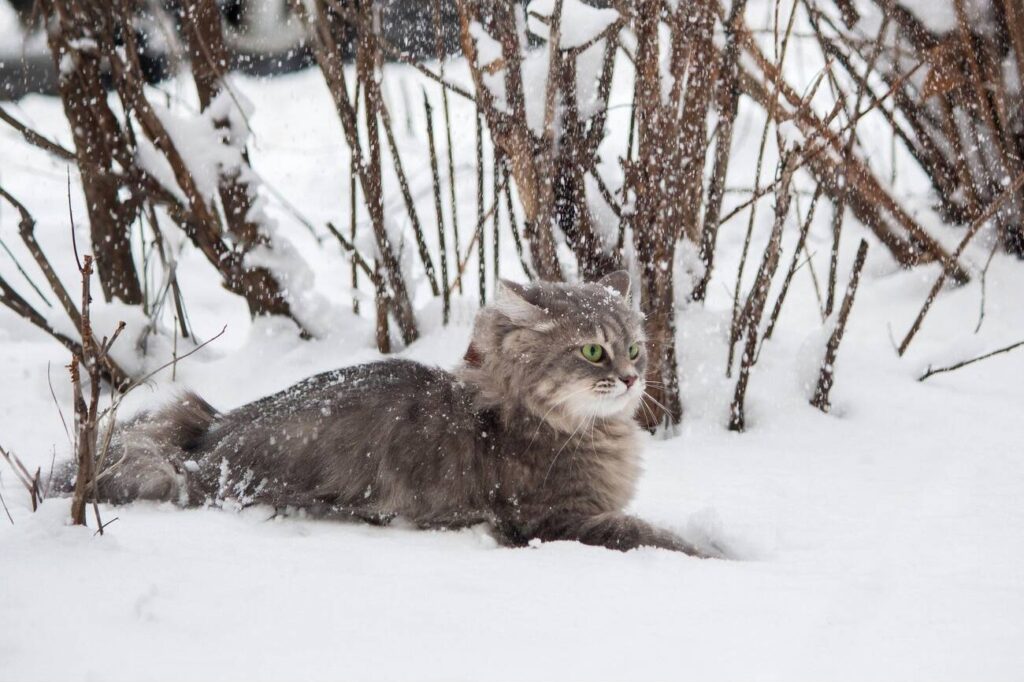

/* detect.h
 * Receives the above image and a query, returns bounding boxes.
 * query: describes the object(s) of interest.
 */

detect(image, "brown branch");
[0,486,12,524]
[432,0,463,294]
[0,444,44,511]
[811,239,870,413]
[424,92,451,324]
[377,102,441,297]
[451,172,509,293]
[919,339,1024,382]
[325,222,381,288]
[296,0,417,344]
[728,153,797,377]
[728,153,797,430]
[0,184,82,330]
[762,184,823,343]
[898,168,1024,356]
[69,255,99,527]
[693,0,749,302]
[0,106,76,161]
[0,187,129,388]
[476,106,487,306]
[733,14,968,282]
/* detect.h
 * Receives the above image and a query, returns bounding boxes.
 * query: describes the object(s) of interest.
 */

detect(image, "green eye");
[628,342,640,360]
[581,344,604,362]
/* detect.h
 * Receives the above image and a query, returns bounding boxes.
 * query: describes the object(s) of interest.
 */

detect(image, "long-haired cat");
[75,271,708,555]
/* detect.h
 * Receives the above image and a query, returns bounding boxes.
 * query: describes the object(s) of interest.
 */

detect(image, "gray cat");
[80,272,709,555]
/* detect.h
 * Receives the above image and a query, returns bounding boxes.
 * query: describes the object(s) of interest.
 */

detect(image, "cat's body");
[82,272,705,555]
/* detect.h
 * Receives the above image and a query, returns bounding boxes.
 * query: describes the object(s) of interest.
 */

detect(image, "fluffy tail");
[154,391,219,452]
[51,392,219,505]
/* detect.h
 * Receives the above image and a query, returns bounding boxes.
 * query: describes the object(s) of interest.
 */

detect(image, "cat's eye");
[628,342,640,360]
[581,344,604,362]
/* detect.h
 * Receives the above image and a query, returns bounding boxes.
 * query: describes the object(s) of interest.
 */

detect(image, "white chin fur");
[565,384,643,420]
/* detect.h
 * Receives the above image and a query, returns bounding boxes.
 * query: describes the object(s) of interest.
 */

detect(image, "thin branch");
[0,106,76,161]
[0,183,82,330]
[0,486,13,524]
[974,240,999,334]
[423,92,451,324]
[919,339,1024,382]
[898,168,1024,356]
[812,239,870,412]
[325,222,381,288]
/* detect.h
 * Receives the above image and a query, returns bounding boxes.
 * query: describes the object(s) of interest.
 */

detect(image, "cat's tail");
[154,391,219,452]
[50,392,219,505]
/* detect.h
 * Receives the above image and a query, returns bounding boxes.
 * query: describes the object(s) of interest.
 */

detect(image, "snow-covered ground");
[2,11,1024,679]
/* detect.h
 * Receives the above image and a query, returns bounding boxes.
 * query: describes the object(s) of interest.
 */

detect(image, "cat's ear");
[494,280,547,327]
[598,270,631,300]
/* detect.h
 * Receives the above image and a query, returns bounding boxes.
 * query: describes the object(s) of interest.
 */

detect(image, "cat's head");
[464,271,647,428]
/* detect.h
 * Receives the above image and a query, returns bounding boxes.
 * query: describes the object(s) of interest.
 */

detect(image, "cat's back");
[221,359,469,421]
[196,359,489,519]
[207,358,480,452]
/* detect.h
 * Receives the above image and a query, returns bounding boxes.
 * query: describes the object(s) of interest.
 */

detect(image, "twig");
[974,239,999,334]
[47,362,72,447]
[67,170,82,273]
[898,168,1024,356]
[325,222,381,288]
[503,163,533,281]
[762,184,823,343]
[432,0,462,296]
[424,92,451,324]
[0,236,52,308]
[450,173,509,293]
[727,320,759,433]
[492,141,501,285]
[919,339,1024,382]
[377,98,440,297]
[811,239,870,412]
[0,106,76,161]
[378,36,478,104]
[0,444,43,510]
[0,183,82,330]
[693,0,750,302]
[730,0,799,336]
[93,516,119,536]
[727,152,797,430]
[0,486,12,524]
[69,255,100,528]
[476,106,486,306]
[96,325,228,425]
[728,152,796,376]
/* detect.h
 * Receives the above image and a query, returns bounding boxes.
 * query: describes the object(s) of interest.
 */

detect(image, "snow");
[468,21,503,68]
[140,95,246,204]
[526,0,620,50]
[894,0,994,35]
[2,4,1024,680]
[0,2,20,53]
[470,0,616,134]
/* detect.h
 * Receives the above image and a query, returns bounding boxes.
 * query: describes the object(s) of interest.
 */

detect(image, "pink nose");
[620,375,638,389]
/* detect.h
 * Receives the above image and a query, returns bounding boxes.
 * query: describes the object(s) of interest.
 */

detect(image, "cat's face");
[477,271,648,428]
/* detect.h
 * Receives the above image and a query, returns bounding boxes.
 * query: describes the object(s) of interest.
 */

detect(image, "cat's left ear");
[598,270,631,300]
[494,279,548,327]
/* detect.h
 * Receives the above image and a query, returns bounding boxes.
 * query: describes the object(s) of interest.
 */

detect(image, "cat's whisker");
[637,395,659,426]
[524,385,595,453]
[641,391,672,414]
[542,408,593,488]
[640,392,675,426]
[570,409,598,479]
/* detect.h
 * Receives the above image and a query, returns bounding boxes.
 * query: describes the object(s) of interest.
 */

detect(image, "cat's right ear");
[494,280,547,327]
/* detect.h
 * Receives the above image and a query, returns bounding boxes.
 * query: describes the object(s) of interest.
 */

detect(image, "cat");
[77,271,710,556]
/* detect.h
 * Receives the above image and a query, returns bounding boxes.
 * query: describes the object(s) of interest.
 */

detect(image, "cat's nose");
[620,374,638,389]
